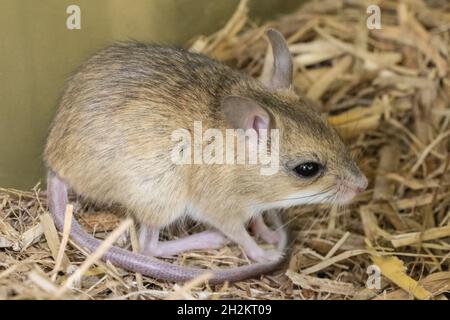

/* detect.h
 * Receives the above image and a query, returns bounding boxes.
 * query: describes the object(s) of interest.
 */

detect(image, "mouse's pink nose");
[355,175,368,193]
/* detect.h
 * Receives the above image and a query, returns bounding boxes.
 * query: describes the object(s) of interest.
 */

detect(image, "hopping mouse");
[45,29,368,284]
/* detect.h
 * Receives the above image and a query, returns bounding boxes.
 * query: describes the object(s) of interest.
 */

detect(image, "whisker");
[300,205,332,243]
[265,185,335,204]
[277,191,336,231]
[270,185,344,236]
[310,191,338,223]
[274,189,335,232]
[275,214,300,231]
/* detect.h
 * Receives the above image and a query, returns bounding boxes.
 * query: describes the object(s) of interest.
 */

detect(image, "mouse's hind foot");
[139,227,227,257]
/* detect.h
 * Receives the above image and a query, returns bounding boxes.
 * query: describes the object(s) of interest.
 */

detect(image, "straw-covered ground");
[1,0,449,299]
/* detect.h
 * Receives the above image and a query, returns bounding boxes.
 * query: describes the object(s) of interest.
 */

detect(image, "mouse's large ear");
[222,95,270,132]
[265,28,293,91]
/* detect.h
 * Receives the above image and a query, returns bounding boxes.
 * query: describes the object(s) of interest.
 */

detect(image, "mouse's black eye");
[294,162,323,178]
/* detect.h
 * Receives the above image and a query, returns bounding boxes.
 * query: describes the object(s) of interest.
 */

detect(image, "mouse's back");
[48,41,245,121]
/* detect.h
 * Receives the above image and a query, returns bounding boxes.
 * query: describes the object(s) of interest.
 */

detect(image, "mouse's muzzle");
[334,169,368,204]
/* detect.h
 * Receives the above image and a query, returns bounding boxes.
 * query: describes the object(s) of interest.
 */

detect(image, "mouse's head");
[222,29,367,208]
[270,98,368,206]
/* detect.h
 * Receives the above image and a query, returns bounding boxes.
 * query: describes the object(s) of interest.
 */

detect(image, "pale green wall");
[0,0,301,188]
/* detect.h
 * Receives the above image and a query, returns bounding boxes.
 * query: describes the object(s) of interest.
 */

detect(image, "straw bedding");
[1,0,449,299]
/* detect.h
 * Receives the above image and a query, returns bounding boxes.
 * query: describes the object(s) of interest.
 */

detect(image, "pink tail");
[47,170,286,284]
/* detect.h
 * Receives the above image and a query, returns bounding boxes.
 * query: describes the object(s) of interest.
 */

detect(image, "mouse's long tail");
[47,170,288,284]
